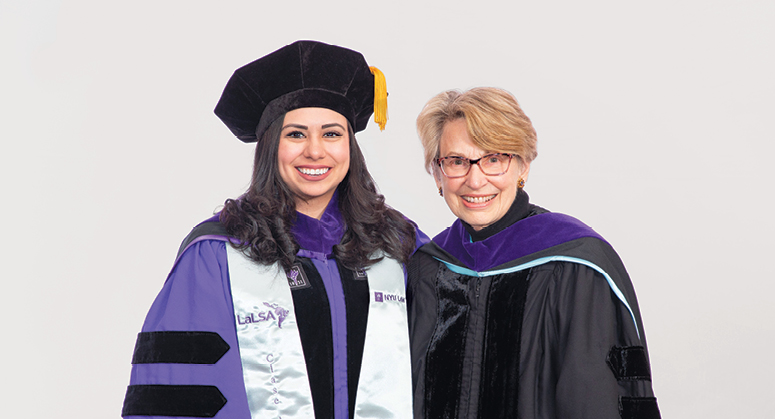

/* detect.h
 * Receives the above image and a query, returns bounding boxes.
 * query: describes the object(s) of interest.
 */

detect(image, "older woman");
[122,41,423,419]
[408,87,660,419]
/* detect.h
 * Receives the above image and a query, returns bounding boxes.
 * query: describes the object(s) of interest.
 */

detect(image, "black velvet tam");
[214,40,376,142]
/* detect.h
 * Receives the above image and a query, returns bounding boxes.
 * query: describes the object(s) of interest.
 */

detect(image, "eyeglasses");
[436,153,516,178]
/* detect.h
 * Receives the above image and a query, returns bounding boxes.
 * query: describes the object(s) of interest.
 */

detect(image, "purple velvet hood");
[433,212,606,272]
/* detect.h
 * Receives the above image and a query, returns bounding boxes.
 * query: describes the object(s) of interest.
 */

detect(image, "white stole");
[226,247,412,419]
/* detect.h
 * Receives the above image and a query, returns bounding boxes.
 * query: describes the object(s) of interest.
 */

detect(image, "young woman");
[122,40,424,419]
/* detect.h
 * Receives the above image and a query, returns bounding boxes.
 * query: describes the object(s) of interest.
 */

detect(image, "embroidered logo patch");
[354,268,368,280]
[374,291,405,303]
[287,264,311,290]
[236,302,290,329]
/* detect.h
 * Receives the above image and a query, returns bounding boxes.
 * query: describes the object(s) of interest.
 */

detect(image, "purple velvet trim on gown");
[433,212,607,272]
[291,193,346,255]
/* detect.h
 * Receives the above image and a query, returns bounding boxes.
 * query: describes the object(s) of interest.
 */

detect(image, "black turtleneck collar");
[462,188,536,242]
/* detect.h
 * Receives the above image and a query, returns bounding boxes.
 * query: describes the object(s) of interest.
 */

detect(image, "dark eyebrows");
[281,123,346,131]
[282,123,308,130]
[322,123,346,130]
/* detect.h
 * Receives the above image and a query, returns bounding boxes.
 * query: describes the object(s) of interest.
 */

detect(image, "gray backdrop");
[2,0,773,417]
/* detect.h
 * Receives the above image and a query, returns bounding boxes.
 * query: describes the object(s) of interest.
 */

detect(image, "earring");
[438,186,443,197]
[518,178,525,188]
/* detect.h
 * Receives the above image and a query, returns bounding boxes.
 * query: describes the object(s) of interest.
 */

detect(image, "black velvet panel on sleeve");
[122,385,226,417]
[619,397,661,419]
[290,258,334,419]
[131,331,230,365]
[607,346,652,381]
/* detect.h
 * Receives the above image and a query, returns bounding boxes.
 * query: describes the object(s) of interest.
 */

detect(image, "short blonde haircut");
[416,87,538,174]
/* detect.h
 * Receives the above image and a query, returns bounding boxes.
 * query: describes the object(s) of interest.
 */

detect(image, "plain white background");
[2,0,773,417]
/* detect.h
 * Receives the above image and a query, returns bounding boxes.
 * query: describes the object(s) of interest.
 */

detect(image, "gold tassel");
[369,66,388,130]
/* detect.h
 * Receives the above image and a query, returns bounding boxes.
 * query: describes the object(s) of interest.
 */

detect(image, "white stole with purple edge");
[226,247,412,419]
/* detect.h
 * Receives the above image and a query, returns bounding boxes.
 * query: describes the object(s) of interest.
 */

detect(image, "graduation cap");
[214,40,388,143]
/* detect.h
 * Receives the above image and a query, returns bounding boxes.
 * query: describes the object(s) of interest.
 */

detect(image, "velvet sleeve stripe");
[122,385,227,417]
[131,331,230,364]
[619,397,661,419]
[607,346,652,381]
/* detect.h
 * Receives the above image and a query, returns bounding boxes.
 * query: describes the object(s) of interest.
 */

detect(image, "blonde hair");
[416,87,538,174]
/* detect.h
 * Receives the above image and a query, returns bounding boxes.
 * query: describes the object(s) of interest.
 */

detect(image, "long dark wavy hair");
[220,115,417,271]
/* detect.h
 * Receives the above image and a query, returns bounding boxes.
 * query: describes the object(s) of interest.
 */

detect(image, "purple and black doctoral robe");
[122,194,427,419]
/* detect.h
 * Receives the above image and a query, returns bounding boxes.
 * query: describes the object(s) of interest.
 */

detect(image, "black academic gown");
[407,190,660,419]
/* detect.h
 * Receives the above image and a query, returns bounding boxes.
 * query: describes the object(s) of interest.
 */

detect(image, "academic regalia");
[123,193,426,419]
[122,40,421,419]
[408,189,660,419]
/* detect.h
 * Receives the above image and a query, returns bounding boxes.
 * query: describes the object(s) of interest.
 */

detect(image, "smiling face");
[277,107,351,219]
[436,118,530,231]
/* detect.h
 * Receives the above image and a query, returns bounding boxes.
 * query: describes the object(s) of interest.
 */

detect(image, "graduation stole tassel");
[369,66,388,130]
